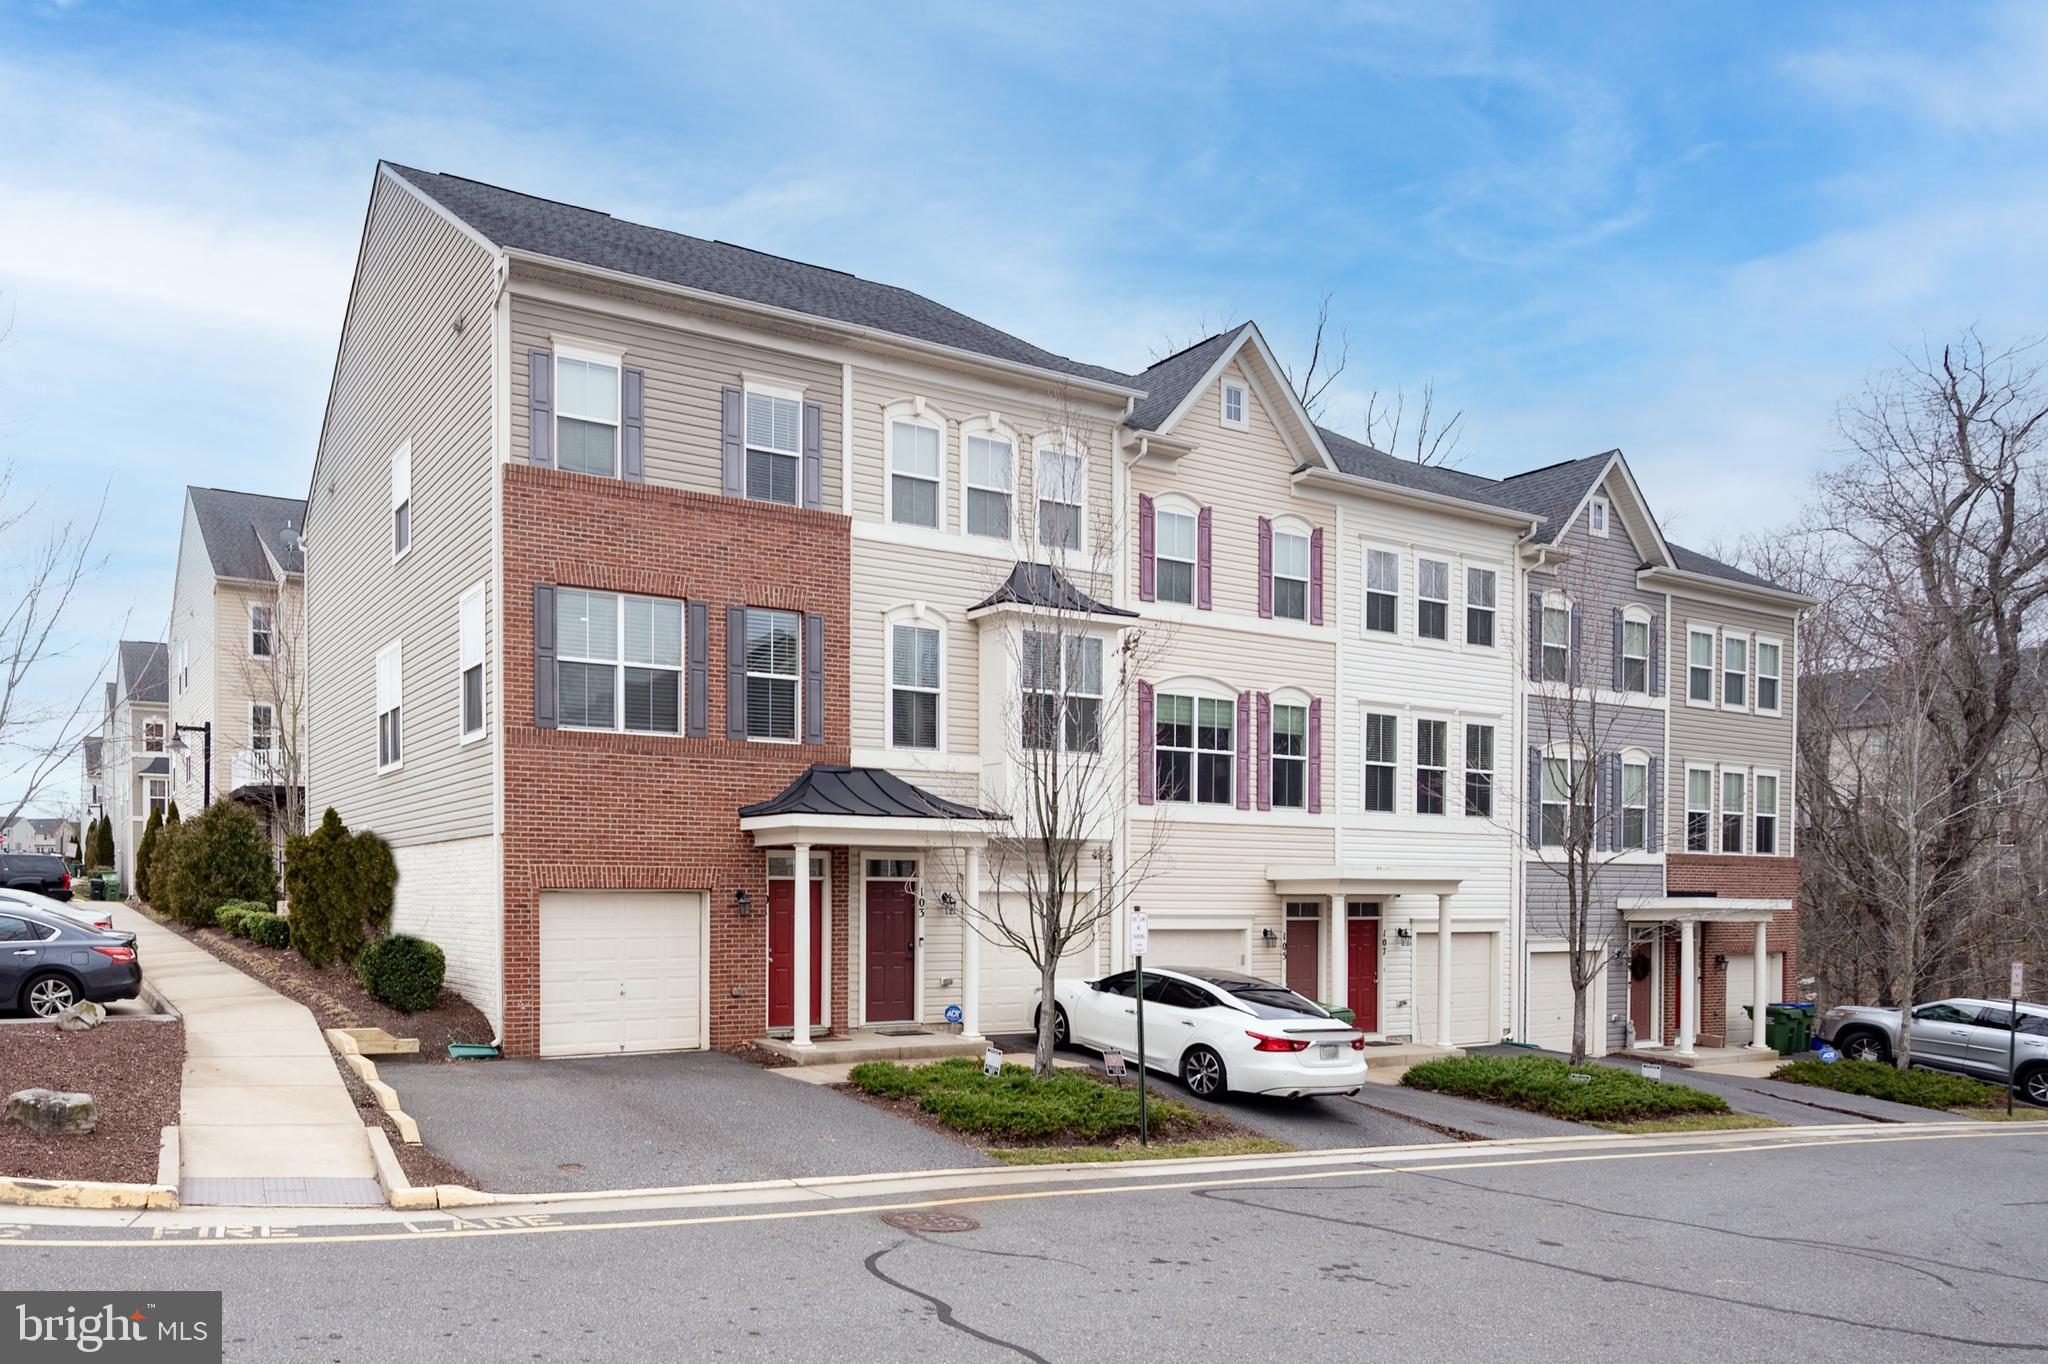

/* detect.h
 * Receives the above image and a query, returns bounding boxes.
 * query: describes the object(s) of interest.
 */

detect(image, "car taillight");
[60,872,71,889]
[1247,1031,1311,1052]
[1350,1036,1366,1051]
[91,945,135,963]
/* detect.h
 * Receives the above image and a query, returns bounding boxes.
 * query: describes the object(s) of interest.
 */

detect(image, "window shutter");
[721,388,744,497]
[1196,506,1213,610]
[1257,517,1273,619]
[1648,615,1663,696]
[1611,606,1624,691]
[621,368,646,482]
[803,612,825,744]
[1647,755,1661,848]
[1235,692,1251,810]
[1255,692,1272,812]
[725,606,747,740]
[1137,494,1156,603]
[1527,592,1542,680]
[1310,527,1325,626]
[1593,752,1607,851]
[1526,746,1542,847]
[1306,698,1323,815]
[1137,681,1155,806]
[528,350,554,468]
[1569,605,1583,687]
[801,402,823,510]
[686,602,708,738]
[532,584,557,729]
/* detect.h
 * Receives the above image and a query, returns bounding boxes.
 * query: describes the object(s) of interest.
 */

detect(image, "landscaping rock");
[5,1088,98,1135]
[53,1001,108,1032]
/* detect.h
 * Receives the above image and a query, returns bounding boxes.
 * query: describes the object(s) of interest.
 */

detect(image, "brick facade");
[1650,853,1802,1047]
[499,464,851,1055]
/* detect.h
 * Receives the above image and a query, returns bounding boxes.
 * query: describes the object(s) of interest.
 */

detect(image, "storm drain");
[881,1208,980,1234]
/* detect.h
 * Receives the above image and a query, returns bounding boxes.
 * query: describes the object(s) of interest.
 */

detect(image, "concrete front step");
[756,1030,990,1065]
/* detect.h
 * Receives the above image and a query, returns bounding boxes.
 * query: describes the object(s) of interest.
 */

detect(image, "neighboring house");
[166,486,308,856]
[304,161,1806,1061]
[0,818,76,855]
[81,736,104,839]
[103,640,170,887]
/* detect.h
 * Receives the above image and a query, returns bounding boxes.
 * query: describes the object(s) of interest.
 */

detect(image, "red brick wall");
[1653,853,1802,1047]
[500,465,851,1055]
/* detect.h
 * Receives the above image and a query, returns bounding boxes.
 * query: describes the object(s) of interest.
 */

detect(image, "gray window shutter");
[529,350,554,468]
[1648,615,1663,696]
[721,388,744,497]
[801,403,823,510]
[686,602,708,738]
[803,613,825,744]
[1526,592,1542,679]
[1647,756,1661,848]
[1593,752,1607,851]
[1526,746,1542,847]
[726,606,747,740]
[1569,604,1583,687]
[533,584,557,729]
[621,368,646,482]
[1611,606,1624,691]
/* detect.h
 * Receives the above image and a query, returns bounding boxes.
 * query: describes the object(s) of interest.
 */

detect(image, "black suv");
[0,854,74,901]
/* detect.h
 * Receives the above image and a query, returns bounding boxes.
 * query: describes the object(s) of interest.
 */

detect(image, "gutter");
[1637,565,1815,610]
[1292,466,1546,531]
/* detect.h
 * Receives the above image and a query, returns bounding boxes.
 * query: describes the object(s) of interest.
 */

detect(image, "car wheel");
[1034,1004,1072,1050]
[1181,1045,1227,1100]
[1837,1029,1890,1063]
[23,973,77,1019]
[2020,1066,2048,1109]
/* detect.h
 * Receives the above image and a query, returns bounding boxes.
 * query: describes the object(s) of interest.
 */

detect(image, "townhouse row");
[285,162,1806,1061]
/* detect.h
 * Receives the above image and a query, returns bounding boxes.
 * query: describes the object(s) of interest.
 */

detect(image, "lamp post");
[168,722,213,808]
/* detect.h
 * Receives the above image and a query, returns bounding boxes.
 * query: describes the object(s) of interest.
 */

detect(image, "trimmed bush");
[144,818,187,919]
[163,802,278,928]
[134,808,163,903]
[847,1058,1199,1141]
[215,900,270,931]
[356,935,445,1013]
[1772,1058,2006,1109]
[348,832,398,938]
[249,914,291,950]
[285,809,401,967]
[1402,1054,1729,1123]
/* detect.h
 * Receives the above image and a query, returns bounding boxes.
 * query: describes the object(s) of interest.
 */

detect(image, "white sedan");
[1035,966,1367,1099]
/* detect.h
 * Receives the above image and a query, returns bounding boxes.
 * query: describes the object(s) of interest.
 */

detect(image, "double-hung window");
[375,641,402,770]
[1272,530,1310,620]
[1688,628,1714,703]
[1417,559,1450,641]
[889,623,940,750]
[250,702,275,753]
[1463,723,1494,817]
[1542,603,1571,682]
[1723,635,1748,709]
[1465,568,1495,646]
[390,440,412,558]
[1271,702,1307,809]
[1363,712,1396,813]
[1156,509,1197,605]
[147,777,167,820]
[1620,757,1648,850]
[555,354,620,477]
[1035,449,1084,550]
[1756,640,1782,714]
[1754,773,1778,854]
[1686,767,1712,851]
[459,584,485,740]
[965,434,1013,538]
[250,603,274,658]
[1364,550,1399,634]
[1622,614,1650,693]
[743,609,800,740]
[889,420,941,528]
[744,391,802,506]
[1721,770,1746,853]
[143,720,164,753]
[1415,719,1447,815]
[1193,698,1234,804]
[1540,756,1581,847]
[1022,632,1101,753]
[1221,380,1248,427]
[1153,693,1229,804]
[555,590,684,734]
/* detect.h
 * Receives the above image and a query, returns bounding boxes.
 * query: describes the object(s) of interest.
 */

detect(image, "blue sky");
[3,0,2046,812]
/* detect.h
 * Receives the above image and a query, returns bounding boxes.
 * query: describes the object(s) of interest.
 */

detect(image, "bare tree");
[1284,293,1349,423]
[235,570,307,844]
[1363,380,1467,468]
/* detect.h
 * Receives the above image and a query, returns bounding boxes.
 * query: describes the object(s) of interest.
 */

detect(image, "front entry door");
[767,878,825,1031]
[1347,912,1380,1033]
[1629,937,1656,1044]
[1285,911,1321,1001]
[865,879,918,1022]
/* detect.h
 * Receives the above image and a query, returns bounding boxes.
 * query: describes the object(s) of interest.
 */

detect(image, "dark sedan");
[0,903,142,1017]
[0,852,74,902]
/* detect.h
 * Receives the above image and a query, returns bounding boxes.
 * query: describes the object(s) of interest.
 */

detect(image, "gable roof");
[971,562,1138,618]
[188,487,306,580]
[1126,326,1250,432]
[385,164,1138,394]
[118,641,167,705]
[1665,542,1785,592]
[1485,452,1618,542]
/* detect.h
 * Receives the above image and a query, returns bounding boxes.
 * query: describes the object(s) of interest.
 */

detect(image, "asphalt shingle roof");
[189,487,306,580]
[1126,326,1250,431]
[972,562,1137,618]
[739,765,998,821]
[1666,542,1786,592]
[118,641,167,705]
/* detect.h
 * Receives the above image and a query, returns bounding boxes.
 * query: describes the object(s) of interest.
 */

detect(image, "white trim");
[1752,767,1783,857]
[766,852,835,1035]
[959,413,1020,545]
[738,372,806,403]
[1139,325,1335,471]
[1619,603,1652,694]
[375,638,403,774]
[741,385,804,506]
[1220,377,1249,429]
[457,581,488,746]
[1413,551,1453,644]
[246,600,274,660]
[1682,762,1714,854]
[551,339,626,480]
[1720,629,1752,713]
[553,588,687,737]
[1360,542,1403,637]
[1411,712,1451,817]
[883,610,947,755]
[1031,437,1089,555]
[740,606,803,744]
[248,700,276,755]
[1270,518,1313,623]
[1151,498,1200,607]
[389,439,413,563]
[1685,625,1716,709]
[1754,634,1785,717]
[1718,763,1748,854]
[1360,706,1399,814]
[1588,495,1611,538]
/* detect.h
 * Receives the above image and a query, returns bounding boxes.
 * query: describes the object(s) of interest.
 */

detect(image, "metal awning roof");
[739,765,1002,849]
[1265,864,1463,898]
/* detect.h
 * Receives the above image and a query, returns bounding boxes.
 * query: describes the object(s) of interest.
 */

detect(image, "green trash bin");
[1765,1003,1810,1056]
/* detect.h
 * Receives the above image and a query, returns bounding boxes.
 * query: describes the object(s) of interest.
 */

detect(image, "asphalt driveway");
[385,1050,993,1195]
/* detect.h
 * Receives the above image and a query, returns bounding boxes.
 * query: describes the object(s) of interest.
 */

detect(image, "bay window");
[1022,631,1101,753]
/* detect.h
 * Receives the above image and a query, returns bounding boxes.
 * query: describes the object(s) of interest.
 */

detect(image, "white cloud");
[1787,1,2048,135]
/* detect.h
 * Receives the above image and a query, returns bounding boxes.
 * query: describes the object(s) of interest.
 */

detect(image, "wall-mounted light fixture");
[1396,926,1413,941]
[1260,927,1278,945]
[1713,954,1728,971]
[733,888,752,919]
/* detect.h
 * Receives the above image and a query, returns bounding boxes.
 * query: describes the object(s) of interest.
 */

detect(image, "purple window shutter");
[1527,592,1543,680]
[1137,682,1155,805]
[528,350,554,468]
[801,403,823,510]
[1310,528,1325,626]
[1307,698,1323,814]
[1197,507,1213,609]
[720,388,743,497]
[1648,615,1664,696]
[1257,517,1273,619]
[1235,692,1251,810]
[1255,692,1272,812]
[1138,494,1156,602]
[621,368,646,482]
[532,584,557,729]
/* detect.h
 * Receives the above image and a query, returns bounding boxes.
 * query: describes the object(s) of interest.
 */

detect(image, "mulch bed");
[329,1057,478,1189]
[0,1019,184,1184]
[835,1080,1262,1153]
[726,1041,797,1069]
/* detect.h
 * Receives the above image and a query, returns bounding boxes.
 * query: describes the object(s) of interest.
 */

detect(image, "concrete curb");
[0,1125,180,1210]
[325,1030,422,1144]
[363,1124,492,1211]
[139,977,179,1020]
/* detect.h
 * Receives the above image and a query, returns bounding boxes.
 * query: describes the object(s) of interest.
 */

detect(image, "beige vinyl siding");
[1127,823,1332,981]
[1665,593,1799,852]
[848,538,986,756]
[305,171,498,846]
[509,292,842,505]
[212,577,302,803]
[165,498,218,812]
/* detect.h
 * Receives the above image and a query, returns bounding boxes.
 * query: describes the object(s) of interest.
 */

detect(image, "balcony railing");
[231,747,295,791]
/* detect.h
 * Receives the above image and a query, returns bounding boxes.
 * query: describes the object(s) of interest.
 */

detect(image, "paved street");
[3,1123,2040,1361]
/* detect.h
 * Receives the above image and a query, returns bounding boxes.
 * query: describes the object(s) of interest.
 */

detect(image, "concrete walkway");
[113,906,383,1206]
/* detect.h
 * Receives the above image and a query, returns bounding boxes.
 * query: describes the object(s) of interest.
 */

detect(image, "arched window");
[960,415,1018,540]
[883,400,946,530]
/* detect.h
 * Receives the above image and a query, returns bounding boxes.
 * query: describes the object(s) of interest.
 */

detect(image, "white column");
[1435,894,1454,1049]
[960,845,983,1041]
[1329,899,1349,1018]
[1676,918,1696,1057]
[790,843,813,1049]
[1749,919,1773,1052]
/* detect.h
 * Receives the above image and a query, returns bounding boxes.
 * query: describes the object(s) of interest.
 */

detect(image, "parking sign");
[2015,961,2026,998]
[1129,909,1148,960]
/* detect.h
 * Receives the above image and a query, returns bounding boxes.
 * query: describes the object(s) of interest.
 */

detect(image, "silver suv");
[1816,997,2048,1104]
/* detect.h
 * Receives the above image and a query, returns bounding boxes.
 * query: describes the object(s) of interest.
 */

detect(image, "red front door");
[1629,943,1654,1042]
[1286,918,1321,1001]
[767,878,825,1031]
[1347,917,1380,1033]
[865,880,917,1022]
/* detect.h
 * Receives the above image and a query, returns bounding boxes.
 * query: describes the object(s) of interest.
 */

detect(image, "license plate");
[1317,1043,1340,1059]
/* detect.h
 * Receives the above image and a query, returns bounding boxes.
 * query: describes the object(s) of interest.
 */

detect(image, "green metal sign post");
[1132,908,1149,1146]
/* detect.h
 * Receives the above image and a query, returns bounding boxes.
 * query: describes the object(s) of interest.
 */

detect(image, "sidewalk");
[112,906,384,1206]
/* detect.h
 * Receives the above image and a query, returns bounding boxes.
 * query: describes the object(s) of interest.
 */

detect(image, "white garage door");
[539,891,705,1057]
[1414,931,1497,1046]
[982,927,1098,1033]
[1527,950,1576,1053]
[1723,952,1785,1047]
[1148,927,1246,973]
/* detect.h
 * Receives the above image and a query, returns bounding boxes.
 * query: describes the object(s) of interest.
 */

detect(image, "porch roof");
[1265,864,1463,898]
[1622,896,1790,924]
[738,764,1002,849]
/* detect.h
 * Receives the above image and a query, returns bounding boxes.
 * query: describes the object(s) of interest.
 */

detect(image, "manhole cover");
[881,1209,980,1234]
